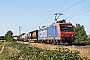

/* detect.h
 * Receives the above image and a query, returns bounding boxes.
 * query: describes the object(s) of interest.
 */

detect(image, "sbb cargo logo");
[39,30,47,38]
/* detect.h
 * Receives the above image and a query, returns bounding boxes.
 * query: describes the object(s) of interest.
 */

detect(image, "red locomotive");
[53,20,75,44]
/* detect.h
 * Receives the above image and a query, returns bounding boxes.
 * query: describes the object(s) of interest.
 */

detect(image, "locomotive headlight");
[61,35,63,36]
[72,35,73,36]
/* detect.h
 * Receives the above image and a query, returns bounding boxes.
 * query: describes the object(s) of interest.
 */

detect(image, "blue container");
[38,26,58,39]
[38,28,47,38]
[47,26,58,38]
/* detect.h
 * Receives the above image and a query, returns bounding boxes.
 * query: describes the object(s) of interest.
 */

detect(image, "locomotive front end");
[53,20,75,45]
[60,23,75,44]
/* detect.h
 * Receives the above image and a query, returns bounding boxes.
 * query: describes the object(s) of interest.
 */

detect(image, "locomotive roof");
[39,22,72,30]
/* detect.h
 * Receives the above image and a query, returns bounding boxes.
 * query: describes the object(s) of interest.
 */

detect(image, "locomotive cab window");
[60,24,74,31]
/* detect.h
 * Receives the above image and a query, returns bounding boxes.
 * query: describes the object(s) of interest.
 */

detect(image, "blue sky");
[0,0,90,36]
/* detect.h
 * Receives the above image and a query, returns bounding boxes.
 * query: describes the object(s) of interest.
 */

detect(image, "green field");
[0,41,89,60]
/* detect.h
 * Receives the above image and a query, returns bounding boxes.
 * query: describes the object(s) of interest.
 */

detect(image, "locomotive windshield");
[60,24,74,31]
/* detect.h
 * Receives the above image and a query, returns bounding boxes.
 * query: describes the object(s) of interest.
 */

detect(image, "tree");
[73,24,89,45]
[5,30,13,41]
[0,36,5,40]
[88,38,90,45]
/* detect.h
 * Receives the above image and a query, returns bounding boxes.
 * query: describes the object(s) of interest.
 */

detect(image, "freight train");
[19,20,75,45]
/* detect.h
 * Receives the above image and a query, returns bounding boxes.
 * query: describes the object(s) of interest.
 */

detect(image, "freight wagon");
[27,30,38,42]
[38,26,58,44]
[20,33,28,42]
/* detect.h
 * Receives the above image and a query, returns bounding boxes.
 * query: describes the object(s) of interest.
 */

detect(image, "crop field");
[19,41,90,59]
[0,41,89,60]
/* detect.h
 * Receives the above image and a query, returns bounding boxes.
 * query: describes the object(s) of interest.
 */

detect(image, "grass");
[0,41,4,51]
[0,41,89,60]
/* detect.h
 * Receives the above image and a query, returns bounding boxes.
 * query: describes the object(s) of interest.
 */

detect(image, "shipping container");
[47,26,58,38]
[21,34,26,39]
[31,30,38,39]
[38,28,47,38]
[38,26,58,39]
[28,32,31,39]
[20,33,27,41]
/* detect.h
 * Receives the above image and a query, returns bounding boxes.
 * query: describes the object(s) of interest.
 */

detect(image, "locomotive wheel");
[34,40,37,43]
[38,40,40,43]
[52,40,56,45]
[68,41,72,45]
[56,40,60,45]
[42,40,45,44]
[40,40,42,43]
[49,40,52,44]
[41,40,44,43]
[45,40,47,44]
[57,42,59,45]
[48,40,50,44]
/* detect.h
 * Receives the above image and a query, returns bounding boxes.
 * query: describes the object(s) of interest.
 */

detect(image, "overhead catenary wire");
[65,6,90,19]
[35,0,68,22]
[38,0,85,23]
[68,9,90,19]
[65,11,75,19]
[28,0,69,27]
[28,0,85,31]
[28,0,70,30]
[19,26,29,35]
[36,0,85,26]
[35,0,69,25]
[31,8,90,30]
[34,9,90,32]
[61,0,85,12]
